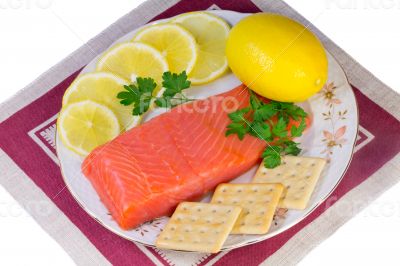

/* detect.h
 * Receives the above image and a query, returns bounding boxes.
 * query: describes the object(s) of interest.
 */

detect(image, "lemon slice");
[133,23,198,74]
[62,72,141,130]
[172,12,230,84]
[96,42,168,83]
[58,101,120,156]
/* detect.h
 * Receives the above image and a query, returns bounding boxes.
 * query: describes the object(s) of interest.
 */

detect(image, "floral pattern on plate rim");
[320,82,348,162]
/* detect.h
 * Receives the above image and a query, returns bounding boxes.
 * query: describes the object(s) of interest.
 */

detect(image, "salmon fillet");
[82,85,267,229]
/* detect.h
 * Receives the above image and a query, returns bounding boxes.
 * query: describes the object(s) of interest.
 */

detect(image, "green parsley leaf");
[154,96,173,108]
[286,105,307,121]
[162,71,191,97]
[117,84,139,106]
[262,146,283,169]
[226,122,249,140]
[272,117,288,138]
[249,90,262,110]
[132,98,152,116]
[253,104,278,121]
[250,121,272,141]
[226,107,252,140]
[263,153,281,169]
[262,145,283,157]
[117,77,157,116]
[271,101,307,122]
[284,140,301,156]
[137,77,157,94]
[228,107,251,123]
[290,117,306,138]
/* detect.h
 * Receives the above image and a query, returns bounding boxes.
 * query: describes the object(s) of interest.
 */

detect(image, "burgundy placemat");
[1,0,399,265]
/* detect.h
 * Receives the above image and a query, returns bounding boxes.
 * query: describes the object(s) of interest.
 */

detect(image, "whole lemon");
[226,13,328,102]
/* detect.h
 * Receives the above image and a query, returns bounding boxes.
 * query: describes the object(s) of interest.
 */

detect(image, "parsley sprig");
[226,90,308,169]
[155,71,191,108]
[117,71,194,115]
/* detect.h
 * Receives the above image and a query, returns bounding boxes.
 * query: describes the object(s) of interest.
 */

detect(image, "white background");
[0,0,399,265]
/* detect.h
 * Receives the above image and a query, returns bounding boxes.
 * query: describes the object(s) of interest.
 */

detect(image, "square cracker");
[253,156,326,210]
[211,183,284,234]
[155,202,241,253]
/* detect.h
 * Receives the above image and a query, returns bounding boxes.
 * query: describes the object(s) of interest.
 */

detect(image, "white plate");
[56,10,358,251]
